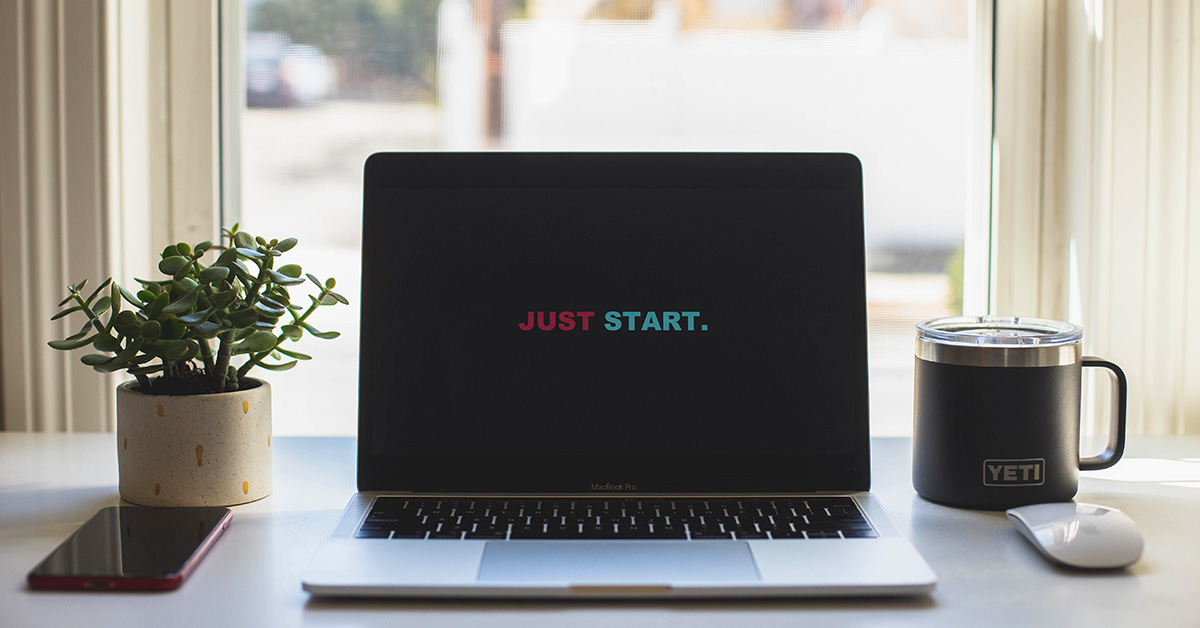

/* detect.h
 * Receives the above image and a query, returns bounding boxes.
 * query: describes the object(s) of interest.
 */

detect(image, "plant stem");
[213,330,235,392]
[197,338,216,377]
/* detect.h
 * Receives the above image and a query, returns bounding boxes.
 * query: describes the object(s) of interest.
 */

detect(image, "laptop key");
[355,529,391,539]
[690,530,734,540]
[465,530,507,539]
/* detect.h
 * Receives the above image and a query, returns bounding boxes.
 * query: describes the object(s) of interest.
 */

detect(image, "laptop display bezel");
[356,152,871,494]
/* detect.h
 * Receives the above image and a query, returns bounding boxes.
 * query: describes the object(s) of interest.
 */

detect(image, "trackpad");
[477,542,760,583]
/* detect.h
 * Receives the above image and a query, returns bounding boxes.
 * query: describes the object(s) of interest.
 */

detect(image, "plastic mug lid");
[917,316,1083,347]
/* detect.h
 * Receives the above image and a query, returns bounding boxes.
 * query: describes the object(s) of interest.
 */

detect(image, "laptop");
[301,152,937,598]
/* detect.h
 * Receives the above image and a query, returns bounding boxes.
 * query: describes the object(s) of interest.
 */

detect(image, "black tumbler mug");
[912,316,1127,510]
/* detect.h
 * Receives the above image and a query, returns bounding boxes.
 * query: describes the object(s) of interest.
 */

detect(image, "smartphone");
[27,506,232,591]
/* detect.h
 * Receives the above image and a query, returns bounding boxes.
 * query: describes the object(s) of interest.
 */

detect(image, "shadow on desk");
[0,485,117,535]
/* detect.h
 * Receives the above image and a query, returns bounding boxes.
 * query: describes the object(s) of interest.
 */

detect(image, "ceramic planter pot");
[116,379,272,507]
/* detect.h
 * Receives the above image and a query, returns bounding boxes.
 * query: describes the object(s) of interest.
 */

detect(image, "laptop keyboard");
[355,497,876,540]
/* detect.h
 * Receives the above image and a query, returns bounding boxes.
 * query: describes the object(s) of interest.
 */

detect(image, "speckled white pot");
[116,379,272,507]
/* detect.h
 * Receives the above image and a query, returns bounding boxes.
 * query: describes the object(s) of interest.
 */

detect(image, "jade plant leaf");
[232,330,277,355]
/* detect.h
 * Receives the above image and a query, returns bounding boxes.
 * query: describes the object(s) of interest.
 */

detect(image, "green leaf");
[210,288,238,310]
[84,278,113,304]
[329,291,349,305]
[156,339,190,361]
[162,286,200,315]
[233,231,255,249]
[127,353,155,366]
[199,266,230,284]
[48,334,99,351]
[253,320,278,331]
[195,240,214,255]
[108,337,146,368]
[275,346,311,360]
[162,244,179,258]
[51,305,83,321]
[253,300,286,318]
[148,291,170,319]
[161,317,187,340]
[216,247,239,265]
[110,284,122,317]
[227,308,258,329]
[140,320,162,338]
[236,247,266,259]
[158,255,189,275]
[275,237,298,252]
[176,242,191,257]
[135,289,156,304]
[300,322,340,340]
[230,262,256,284]
[115,310,139,327]
[306,273,322,288]
[280,324,303,340]
[190,321,224,339]
[232,330,278,355]
[93,335,121,352]
[258,294,285,310]
[276,263,302,278]
[178,308,212,325]
[325,277,337,289]
[128,364,165,376]
[92,295,112,316]
[173,260,194,281]
[266,287,291,305]
[58,292,77,307]
[266,269,304,286]
[80,354,111,366]
[135,277,168,290]
[255,359,298,371]
[64,325,92,342]
[319,294,338,306]
[173,277,199,294]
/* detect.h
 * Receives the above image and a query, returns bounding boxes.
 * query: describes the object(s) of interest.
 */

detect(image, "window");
[230,0,983,435]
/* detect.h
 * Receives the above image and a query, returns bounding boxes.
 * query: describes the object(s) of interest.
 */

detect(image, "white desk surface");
[2,434,1198,627]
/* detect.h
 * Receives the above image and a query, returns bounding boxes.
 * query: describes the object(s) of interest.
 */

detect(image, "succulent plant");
[48,224,347,395]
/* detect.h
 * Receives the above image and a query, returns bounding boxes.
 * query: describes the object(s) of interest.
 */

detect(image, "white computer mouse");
[1006,502,1144,569]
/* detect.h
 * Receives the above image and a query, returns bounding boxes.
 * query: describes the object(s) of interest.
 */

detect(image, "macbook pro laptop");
[301,152,937,598]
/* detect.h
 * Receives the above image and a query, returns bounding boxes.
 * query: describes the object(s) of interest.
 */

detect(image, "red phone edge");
[26,509,233,592]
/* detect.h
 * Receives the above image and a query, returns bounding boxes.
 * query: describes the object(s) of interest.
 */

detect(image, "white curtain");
[0,0,116,432]
[994,0,1200,435]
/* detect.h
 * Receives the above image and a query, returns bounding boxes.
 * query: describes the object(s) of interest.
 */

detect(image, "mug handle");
[1079,358,1128,471]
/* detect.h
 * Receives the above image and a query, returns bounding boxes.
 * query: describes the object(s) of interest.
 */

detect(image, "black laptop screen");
[358,153,870,493]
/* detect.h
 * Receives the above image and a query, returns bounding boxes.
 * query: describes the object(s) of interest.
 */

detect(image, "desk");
[2,434,1198,627]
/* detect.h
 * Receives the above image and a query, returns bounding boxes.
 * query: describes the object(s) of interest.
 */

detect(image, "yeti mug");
[912,316,1127,510]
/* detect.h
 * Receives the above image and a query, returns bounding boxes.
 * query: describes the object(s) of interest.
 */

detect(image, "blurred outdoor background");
[235,0,973,436]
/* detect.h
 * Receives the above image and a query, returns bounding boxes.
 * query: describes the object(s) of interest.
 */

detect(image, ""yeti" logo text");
[983,458,1046,486]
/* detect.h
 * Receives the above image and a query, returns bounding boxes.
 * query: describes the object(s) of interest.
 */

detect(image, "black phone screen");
[29,506,231,587]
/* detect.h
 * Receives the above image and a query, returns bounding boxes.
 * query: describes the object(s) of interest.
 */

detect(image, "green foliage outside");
[48,226,347,395]
[946,245,964,314]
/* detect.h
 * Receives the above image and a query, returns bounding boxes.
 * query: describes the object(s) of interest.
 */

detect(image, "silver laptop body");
[302,152,936,598]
